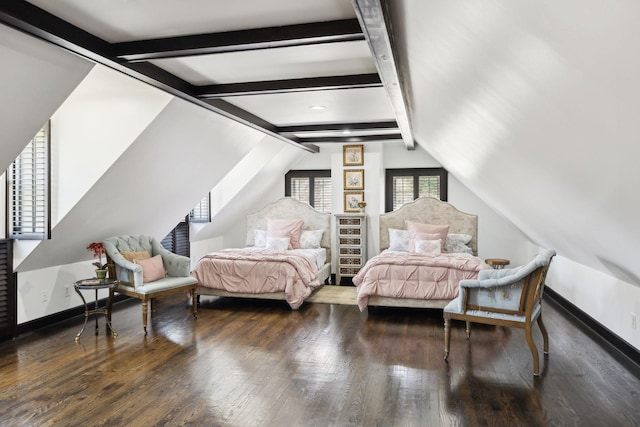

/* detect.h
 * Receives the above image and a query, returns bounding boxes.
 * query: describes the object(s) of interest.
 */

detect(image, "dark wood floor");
[1,292,639,427]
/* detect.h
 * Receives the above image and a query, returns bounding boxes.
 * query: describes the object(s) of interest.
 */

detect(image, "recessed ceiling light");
[308,105,327,110]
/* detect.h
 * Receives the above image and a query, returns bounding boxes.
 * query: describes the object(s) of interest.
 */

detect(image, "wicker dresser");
[335,214,367,284]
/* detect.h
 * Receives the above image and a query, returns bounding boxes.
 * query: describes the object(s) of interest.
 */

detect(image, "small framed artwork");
[343,144,364,166]
[344,191,365,212]
[344,169,364,190]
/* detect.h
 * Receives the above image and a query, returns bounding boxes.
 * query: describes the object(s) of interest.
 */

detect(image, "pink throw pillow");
[406,220,449,252]
[134,254,166,283]
[267,218,304,249]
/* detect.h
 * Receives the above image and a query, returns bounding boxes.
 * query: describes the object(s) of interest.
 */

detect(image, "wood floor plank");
[0,292,639,426]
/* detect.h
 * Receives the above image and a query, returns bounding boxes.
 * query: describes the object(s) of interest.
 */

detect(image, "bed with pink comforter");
[353,251,490,311]
[191,248,322,309]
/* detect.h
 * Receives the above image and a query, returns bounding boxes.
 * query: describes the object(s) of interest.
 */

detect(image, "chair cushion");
[444,297,541,324]
[121,250,151,262]
[117,276,198,295]
[134,255,166,282]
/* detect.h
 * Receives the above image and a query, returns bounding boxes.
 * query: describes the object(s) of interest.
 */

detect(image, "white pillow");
[300,229,324,249]
[445,233,473,254]
[388,228,409,252]
[266,237,290,253]
[254,229,268,248]
[415,239,442,255]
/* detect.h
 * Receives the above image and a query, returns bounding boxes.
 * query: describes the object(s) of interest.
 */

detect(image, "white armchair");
[443,249,556,375]
[103,235,198,334]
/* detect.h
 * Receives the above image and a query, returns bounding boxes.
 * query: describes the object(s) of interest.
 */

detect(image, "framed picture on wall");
[344,191,365,212]
[343,169,364,190]
[343,144,364,166]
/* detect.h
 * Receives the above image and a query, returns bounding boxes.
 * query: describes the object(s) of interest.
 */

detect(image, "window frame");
[385,167,448,212]
[284,169,332,211]
[6,122,51,240]
[189,193,211,223]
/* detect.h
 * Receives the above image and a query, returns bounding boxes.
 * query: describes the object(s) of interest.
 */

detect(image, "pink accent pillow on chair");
[134,254,166,283]
[267,218,304,249]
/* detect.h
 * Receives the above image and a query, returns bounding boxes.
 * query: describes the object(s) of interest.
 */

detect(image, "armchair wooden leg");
[465,321,471,339]
[537,315,549,354]
[525,322,540,376]
[444,317,451,361]
[191,289,198,319]
[142,300,149,335]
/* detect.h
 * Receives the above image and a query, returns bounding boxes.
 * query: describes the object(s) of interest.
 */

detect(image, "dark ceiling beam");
[0,1,317,153]
[297,134,402,144]
[196,74,381,98]
[113,19,364,61]
[0,1,113,64]
[352,0,415,150]
[278,120,398,134]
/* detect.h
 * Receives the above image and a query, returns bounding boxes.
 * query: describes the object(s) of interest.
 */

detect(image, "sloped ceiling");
[389,0,640,285]
[0,24,93,171]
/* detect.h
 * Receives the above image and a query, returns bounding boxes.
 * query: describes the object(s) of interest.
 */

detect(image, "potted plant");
[87,241,108,279]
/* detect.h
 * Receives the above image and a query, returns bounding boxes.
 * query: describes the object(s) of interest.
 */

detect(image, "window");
[161,218,190,257]
[189,193,211,223]
[285,170,331,212]
[6,123,51,239]
[385,168,447,212]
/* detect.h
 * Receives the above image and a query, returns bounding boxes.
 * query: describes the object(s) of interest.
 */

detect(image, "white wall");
[547,257,640,350]
[17,263,111,324]
[51,65,172,224]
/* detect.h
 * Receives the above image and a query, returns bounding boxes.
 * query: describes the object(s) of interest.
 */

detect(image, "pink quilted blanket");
[352,252,490,311]
[191,248,321,309]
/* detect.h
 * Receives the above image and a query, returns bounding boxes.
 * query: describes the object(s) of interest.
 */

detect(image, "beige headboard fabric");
[379,197,478,255]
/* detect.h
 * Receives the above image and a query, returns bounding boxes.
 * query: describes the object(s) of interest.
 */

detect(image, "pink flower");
[87,242,107,269]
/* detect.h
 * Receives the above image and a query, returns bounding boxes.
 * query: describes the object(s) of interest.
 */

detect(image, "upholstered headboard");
[245,197,332,260]
[379,197,478,255]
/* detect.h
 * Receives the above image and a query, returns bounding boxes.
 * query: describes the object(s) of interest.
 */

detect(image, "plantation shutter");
[418,175,441,199]
[7,124,50,239]
[392,176,414,211]
[161,220,190,257]
[290,177,310,204]
[0,239,15,342]
[285,170,332,212]
[313,177,332,213]
[385,168,448,212]
[190,194,211,223]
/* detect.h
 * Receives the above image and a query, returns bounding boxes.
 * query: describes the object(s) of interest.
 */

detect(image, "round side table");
[74,278,119,341]
[485,258,510,269]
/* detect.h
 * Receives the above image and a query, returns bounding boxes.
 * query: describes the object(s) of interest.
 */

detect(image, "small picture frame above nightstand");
[343,144,363,166]
[344,169,364,190]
